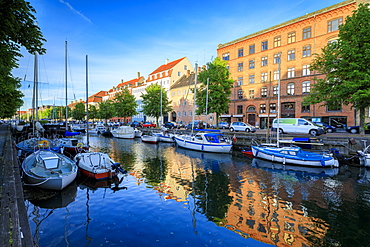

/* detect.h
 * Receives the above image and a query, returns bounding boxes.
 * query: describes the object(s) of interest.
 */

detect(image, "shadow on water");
[22,135,370,247]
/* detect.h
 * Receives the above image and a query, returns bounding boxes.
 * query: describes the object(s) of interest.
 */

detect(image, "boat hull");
[252,146,339,167]
[74,152,119,180]
[141,135,159,143]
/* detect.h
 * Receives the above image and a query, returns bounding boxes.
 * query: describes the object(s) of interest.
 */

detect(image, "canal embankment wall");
[0,124,33,247]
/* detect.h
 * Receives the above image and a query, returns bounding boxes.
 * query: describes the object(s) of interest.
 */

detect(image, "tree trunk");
[359,106,365,136]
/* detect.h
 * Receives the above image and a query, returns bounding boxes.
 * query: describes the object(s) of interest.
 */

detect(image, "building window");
[249,59,255,69]
[237,89,243,99]
[249,89,255,99]
[287,49,295,61]
[288,32,296,43]
[236,105,243,114]
[302,65,310,76]
[249,75,255,84]
[247,106,256,112]
[238,48,244,57]
[273,53,281,64]
[178,72,181,76]
[238,62,244,72]
[177,90,181,95]
[287,82,295,95]
[328,18,343,32]
[261,41,268,51]
[269,103,276,113]
[189,111,192,116]
[302,81,310,93]
[184,65,187,70]
[283,102,295,110]
[222,53,230,61]
[287,67,295,78]
[261,87,268,98]
[328,39,338,44]
[183,111,186,117]
[273,70,280,81]
[178,111,181,117]
[301,103,310,113]
[303,27,311,39]
[261,72,268,82]
[260,104,266,113]
[238,77,243,86]
[303,45,311,58]
[273,85,278,96]
[249,44,255,54]
[274,36,281,47]
[261,56,268,67]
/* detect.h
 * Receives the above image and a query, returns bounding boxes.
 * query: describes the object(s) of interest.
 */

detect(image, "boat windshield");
[205,134,223,143]
[44,158,60,169]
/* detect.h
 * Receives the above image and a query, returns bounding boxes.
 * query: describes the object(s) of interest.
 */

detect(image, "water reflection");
[23,135,370,246]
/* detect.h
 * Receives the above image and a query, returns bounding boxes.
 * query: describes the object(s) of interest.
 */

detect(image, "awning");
[258,114,277,117]
[232,115,244,118]
[220,115,231,117]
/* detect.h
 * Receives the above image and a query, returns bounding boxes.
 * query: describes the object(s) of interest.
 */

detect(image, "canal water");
[23,134,370,247]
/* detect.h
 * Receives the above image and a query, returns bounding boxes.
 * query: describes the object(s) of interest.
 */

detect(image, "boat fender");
[38,140,49,148]
[75,156,81,166]
[76,143,84,148]
[112,162,126,174]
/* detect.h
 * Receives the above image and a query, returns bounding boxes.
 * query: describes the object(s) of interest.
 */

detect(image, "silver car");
[229,122,256,133]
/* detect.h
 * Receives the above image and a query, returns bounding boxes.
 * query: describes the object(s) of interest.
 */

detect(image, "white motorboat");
[155,131,175,143]
[74,152,125,180]
[111,126,135,139]
[174,132,232,153]
[141,134,159,143]
[21,150,78,190]
[134,128,142,138]
[357,145,370,167]
[59,138,89,157]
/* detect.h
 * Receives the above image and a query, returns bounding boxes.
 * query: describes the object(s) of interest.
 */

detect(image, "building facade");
[217,0,367,129]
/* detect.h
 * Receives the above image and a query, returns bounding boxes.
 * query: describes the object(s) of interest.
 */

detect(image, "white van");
[272,118,325,136]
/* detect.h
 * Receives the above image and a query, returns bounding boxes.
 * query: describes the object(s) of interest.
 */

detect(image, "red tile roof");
[149,57,186,76]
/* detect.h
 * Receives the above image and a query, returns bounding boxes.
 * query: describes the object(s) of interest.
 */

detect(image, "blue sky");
[12,0,343,110]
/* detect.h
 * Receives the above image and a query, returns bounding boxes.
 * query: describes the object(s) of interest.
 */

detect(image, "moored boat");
[21,150,78,190]
[174,132,232,153]
[59,138,89,157]
[74,152,125,180]
[251,145,339,167]
[141,134,159,143]
[111,126,135,139]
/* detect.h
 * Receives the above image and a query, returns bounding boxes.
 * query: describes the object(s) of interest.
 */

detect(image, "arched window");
[302,81,310,93]
[287,83,295,95]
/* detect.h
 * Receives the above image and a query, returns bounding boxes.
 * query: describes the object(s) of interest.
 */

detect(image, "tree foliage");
[141,83,172,126]
[88,105,98,121]
[113,88,138,122]
[0,0,46,118]
[71,102,86,121]
[97,100,115,122]
[304,3,370,134]
[196,57,234,125]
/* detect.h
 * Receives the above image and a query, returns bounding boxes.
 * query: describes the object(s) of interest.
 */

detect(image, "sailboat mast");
[277,52,281,147]
[65,40,68,131]
[86,55,89,145]
[191,63,198,134]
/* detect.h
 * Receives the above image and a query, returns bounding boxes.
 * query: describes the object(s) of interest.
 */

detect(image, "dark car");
[346,122,370,134]
[313,122,337,133]
[130,121,142,128]
[163,122,178,129]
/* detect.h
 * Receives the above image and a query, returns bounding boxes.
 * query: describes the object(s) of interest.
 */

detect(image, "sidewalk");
[0,124,33,247]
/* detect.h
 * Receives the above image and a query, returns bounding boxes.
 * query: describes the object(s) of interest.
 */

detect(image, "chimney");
[137,72,141,78]
[165,59,169,65]
[187,70,190,77]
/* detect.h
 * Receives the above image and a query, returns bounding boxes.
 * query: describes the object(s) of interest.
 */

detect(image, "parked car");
[163,121,178,129]
[176,121,185,129]
[130,121,142,128]
[211,122,230,129]
[313,122,337,133]
[142,122,156,128]
[229,122,256,133]
[272,118,325,136]
[185,121,209,130]
[346,122,370,134]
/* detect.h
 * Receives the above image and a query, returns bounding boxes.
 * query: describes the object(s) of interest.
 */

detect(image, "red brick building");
[217,0,367,129]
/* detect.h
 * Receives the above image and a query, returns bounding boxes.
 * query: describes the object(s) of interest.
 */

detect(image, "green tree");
[196,57,234,126]
[304,3,370,135]
[113,89,138,123]
[71,102,86,121]
[88,105,98,122]
[97,100,115,123]
[0,0,46,118]
[141,83,172,126]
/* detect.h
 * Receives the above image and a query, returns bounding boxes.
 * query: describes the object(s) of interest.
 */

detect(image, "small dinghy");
[74,152,126,180]
[22,150,78,190]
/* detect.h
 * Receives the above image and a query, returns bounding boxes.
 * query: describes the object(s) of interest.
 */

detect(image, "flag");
[232,134,237,143]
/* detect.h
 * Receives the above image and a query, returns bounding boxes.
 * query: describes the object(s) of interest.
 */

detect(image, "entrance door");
[248,114,256,126]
